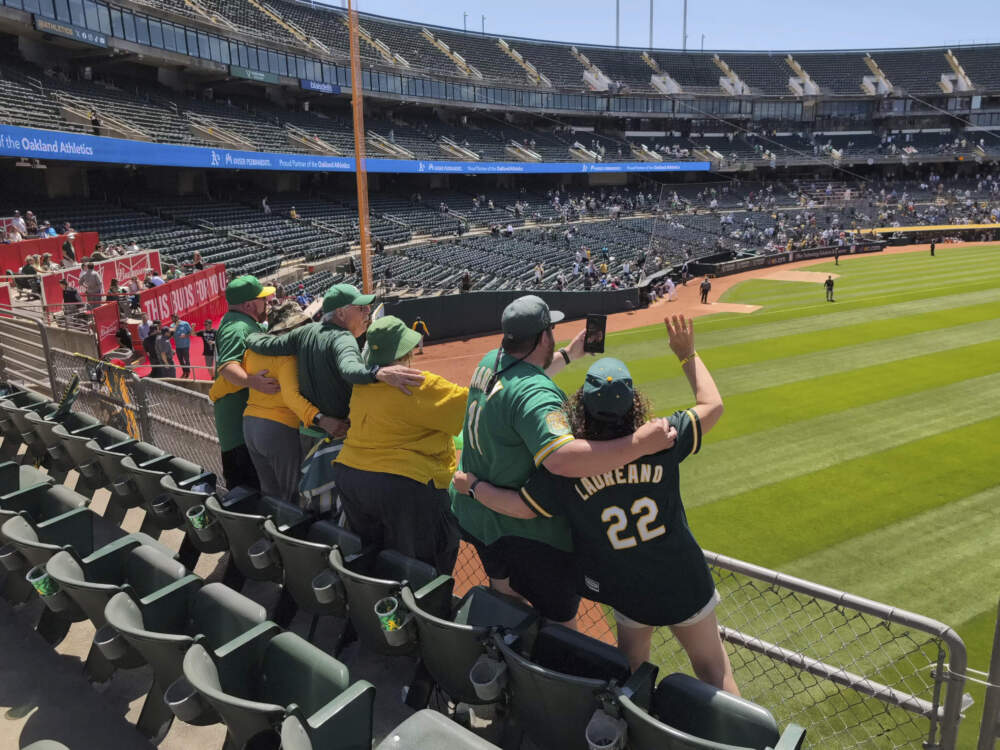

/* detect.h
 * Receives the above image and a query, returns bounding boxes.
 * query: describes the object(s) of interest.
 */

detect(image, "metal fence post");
[132,373,152,442]
[978,600,1000,750]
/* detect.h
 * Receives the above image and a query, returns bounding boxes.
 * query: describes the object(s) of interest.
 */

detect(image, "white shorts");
[613,589,721,630]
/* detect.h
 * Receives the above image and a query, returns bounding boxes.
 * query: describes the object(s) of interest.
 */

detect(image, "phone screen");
[584,314,607,354]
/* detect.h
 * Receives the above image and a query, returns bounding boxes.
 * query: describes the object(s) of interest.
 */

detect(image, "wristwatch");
[312,412,325,427]
[369,365,381,382]
[469,478,482,499]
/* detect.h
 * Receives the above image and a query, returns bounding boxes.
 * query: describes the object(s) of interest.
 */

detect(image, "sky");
[324,0,1000,51]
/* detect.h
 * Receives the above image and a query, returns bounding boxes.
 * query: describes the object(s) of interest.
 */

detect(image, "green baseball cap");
[322,283,376,313]
[583,358,634,422]
[501,295,564,338]
[362,315,423,366]
[225,275,276,305]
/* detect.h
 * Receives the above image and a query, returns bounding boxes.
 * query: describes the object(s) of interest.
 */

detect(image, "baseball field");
[548,243,1000,748]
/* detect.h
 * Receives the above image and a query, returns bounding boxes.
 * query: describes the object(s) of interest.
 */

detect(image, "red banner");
[1,232,99,270]
[93,302,121,355]
[40,249,162,313]
[0,283,10,318]
[138,265,227,324]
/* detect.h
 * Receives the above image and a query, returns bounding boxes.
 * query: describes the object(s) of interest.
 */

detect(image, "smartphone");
[583,314,607,354]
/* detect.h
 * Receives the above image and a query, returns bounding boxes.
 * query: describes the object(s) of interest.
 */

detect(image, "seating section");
[793,52,872,94]
[0,384,806,750]
[722,53,795,95]
[870,49,950,94]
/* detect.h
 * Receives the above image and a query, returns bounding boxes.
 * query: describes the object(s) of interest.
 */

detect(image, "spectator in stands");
[450,295,676,627]
[89,109,101,136]
[126,239,140,254]
[155,322,176,377]
[90,243,108,261]
[60,221,74,235]
[198,319,216,374]
[24,211,37,235]
[289,206,300,220]
[171,313,193,378]
[116,322,141,364]
[217,301,339,506]
[454,316,737,689]
[138,312,151,344]
[39,221,57,238]
[56,277,80,313]
[244,284,425,457]
[461,271,472,292]
[12,211,27,235]
[5,225,22,243]
[39,253,56,272]
[412,315,429,355]
[333,316,465,571]
[61,235,76,265]
[164,265,181,282]
[149,269,165,287]
[79,262,104,308]
[191,251,204,270]
[294,285,312,308]
[262,196,271,215]
[209,275,278,490]
[142,321,163,377]
[107,279,129,318]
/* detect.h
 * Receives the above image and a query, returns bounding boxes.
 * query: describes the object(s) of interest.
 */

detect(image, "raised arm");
[666,314,723,434]
[245,327,304,357]
[453,470,537,519]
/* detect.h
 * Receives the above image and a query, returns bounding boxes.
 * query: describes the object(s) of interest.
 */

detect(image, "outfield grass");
[553,244,1000,749]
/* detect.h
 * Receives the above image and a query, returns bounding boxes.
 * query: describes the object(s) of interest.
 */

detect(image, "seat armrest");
[214,621,282,660]
[103,438,137,453]
[79,535,144,576]
[770,724,806,750]
[299,680,375,748]
[413,574,454,618]
[619,662,658,709]
[138,574,202,614]
[69,423,101,437]
[178,471,215,490]
[137,454,175,471]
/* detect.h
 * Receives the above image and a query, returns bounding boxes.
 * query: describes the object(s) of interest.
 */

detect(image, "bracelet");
[559,348,571,365]
[679,351,698,367]
[469,478,483,498]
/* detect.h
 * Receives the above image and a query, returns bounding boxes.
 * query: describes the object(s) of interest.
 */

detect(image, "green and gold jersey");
[519,409,714,626]
[450,348,574,551]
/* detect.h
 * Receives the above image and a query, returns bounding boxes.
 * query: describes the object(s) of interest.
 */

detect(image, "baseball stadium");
[0,0,997,748]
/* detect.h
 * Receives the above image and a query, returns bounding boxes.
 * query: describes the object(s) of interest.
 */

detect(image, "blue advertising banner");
[34,17,108,48]
[300,79,340,95]
[0,125,711,175]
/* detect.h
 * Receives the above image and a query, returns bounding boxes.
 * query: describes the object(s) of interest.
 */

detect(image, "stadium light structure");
[682,0,688,50]
[649,0,653,48]
[347,0,372,294]
[615,0,620,47]
[463,12,467,31]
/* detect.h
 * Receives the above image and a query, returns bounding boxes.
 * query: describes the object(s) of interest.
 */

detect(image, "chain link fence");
[48,348,146,440]
[141,377,223,482]
[451,548,967,750]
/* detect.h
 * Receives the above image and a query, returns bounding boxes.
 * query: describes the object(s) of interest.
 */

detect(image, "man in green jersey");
[211,275,277,489]
[451,295,677,626]
[454,315,738,693]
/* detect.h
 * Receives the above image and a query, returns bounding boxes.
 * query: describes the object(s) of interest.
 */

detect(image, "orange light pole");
[347,0,372,294]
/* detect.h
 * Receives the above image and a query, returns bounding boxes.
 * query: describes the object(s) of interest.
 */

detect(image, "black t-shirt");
[519,409,714,626]
[197,329,217,354]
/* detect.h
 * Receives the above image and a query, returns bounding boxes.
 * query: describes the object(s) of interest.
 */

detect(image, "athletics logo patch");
[584,576,601,593]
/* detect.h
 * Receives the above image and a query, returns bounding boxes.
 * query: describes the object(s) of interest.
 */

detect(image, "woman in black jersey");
[455,315,738,694]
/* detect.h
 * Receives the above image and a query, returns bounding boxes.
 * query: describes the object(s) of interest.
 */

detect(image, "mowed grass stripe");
[650,339,1000,442]
[783,486,1000,629]
[621,304,1000,382]
[681,372,1000,508]
[689,415,1000,569]
[603,287,1000,360]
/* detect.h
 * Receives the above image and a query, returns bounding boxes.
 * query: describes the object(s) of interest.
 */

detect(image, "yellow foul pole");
[347,0,372,294]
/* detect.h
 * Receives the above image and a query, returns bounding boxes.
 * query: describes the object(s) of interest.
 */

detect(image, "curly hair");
[566,385,651,441]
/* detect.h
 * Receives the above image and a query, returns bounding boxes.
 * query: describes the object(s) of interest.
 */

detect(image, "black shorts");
[462,531,580,622]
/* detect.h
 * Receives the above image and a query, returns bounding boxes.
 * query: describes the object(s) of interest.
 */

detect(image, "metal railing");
[978,600,1000,750]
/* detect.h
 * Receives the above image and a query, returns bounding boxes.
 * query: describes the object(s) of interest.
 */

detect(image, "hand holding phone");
[583,314,607,354]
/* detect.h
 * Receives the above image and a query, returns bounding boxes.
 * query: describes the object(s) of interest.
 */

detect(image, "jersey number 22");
[601,497,666,550]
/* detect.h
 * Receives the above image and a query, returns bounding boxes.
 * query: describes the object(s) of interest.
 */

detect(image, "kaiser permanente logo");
[1,131,94,156]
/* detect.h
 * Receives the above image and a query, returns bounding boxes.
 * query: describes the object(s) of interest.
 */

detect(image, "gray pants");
[243,416,302,506]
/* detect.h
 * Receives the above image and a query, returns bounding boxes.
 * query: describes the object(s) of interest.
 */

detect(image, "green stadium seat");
[54,422,132,492]
[44,539,186,681]
[22,741,71,750]
[493,623,631,750]
[329,546,451,657]
[104,580,267,739]
[25,410,102,489]
[0,391,57,464]
[401,581,537,707]
[261,518,362,643]
[372,709,502,749]
[183,627,375,750]
[617,668,806,750]
[87,436,164,527]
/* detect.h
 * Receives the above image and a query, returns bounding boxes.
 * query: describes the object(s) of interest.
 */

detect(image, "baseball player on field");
[454,315,738,694]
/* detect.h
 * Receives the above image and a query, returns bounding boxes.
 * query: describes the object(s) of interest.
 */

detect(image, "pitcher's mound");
[763,270,841,283]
